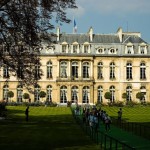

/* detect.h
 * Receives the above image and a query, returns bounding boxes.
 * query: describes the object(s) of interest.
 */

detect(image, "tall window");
[60,61,67,78]
[3,66,9,78]
[17,85,23,102]
[60,86,67,103]
[97,86,103,103]
[73,45,78,53]
[83,62,89,78]
[3,85,9,101]
[140,62,146,79]
[82,86,90,103]
[71,61,78,78]
[17,64,24,79]
[97,62,103,79]
[47,61,52,78]
[62,45,67,53]
[126,62,132,80]
[34,84,40,101]
[109,86,115,102]
[34,63,40,79]
[47,85,52,102]
[126,86,132,101]
[110,62,115,79]
[84,45,89,53]
[127,46,132,54]
[71,86,78,103]
[140,46,145,54]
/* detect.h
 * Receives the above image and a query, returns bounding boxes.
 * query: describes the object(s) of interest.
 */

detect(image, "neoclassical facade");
[0,27,150,105]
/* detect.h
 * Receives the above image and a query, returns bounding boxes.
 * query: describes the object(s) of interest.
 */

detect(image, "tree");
[23,93,30,102]
[7,91,14,101]
[0,0,77,92]
[122,92,127,100]
[136,92,145,101]
[104,92,112,101]
[39,91,46,101]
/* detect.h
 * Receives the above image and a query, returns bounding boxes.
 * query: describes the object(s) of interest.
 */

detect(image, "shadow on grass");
[0,107,99,150]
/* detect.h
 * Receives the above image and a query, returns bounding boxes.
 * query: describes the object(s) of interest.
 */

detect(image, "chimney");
[117,27,123,43]
[56,26,60,42]
[88,27,93,42]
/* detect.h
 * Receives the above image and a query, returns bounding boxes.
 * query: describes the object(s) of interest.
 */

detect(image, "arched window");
[110,62,115,79]
[71,86,78,103]
[47,85,52,102]
[97,86,103,103]
[3,85,9,101]
[34,84,40,101]
[82,86,90,103]
[97,62,103,79]
[60,86,67,103]
[126,62,132,80]
[17,85,23,102]
[126,86,132,101]
[60,61,67,78]
[109,86,115,102]
[82,62,89,78]
[34,63,40,79]
[47,61,52,78]
[140,62,146,79]
[71,62,78,78]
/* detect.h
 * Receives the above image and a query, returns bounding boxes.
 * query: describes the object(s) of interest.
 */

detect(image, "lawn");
[0,106,99,150]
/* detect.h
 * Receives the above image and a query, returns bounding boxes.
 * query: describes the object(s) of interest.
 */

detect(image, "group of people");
[75,105,123,132]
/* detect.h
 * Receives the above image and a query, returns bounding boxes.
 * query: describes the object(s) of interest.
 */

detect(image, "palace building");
[0,27,150,105]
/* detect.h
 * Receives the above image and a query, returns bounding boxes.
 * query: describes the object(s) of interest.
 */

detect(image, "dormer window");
[139,44,147,54]
[62,45,67,53]
[125,43,134,54]
[97,47,105,54]
[109,48,117,54]
[84,45,89,53]
[73,45,78,53]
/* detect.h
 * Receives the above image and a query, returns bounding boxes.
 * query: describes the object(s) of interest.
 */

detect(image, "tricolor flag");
[73,19,77,33]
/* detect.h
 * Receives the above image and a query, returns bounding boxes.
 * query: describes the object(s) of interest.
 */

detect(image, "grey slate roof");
[59,34,120,43]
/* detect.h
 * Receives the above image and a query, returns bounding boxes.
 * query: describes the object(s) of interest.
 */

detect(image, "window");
[126,62,132,80]
[71,86,78,103]
[34,63,40,80]
[110,62,115,79]
[109,86,115,102]
[83,62,89,78]
[47,85,52,102]
[17,85,23,102]
[140,62,146,79]
[140,46,145,54]
[60,61,67,78]
[73,45,78,53]
[62,45,67,53]
[126,86,132,101]
[127,46,132,54]
[3,66,9,78]
[17,64,24,79]
[97,86,103,103]
[47,61,52,78]
[97,62,103,79]
[84,45,89,53]
[71,62,78,78]
[3,85,9,101]
[82,86,90,103]
[34,84,40,101]
[60,86,67,103]
[97,48,103,54]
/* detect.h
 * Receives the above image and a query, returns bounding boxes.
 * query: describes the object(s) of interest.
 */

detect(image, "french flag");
[74,19,77,33]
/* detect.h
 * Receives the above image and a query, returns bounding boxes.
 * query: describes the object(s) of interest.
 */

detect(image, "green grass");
[0,106,99,150]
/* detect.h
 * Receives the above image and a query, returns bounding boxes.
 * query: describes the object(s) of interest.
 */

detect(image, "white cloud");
[75,0,150,15]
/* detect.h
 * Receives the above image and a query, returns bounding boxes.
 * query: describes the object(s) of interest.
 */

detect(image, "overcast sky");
[57,0,150,43]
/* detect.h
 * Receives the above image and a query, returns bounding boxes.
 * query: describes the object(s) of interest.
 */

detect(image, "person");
[104,114,111,131]
[25,106,29,122]
[117,108,122,121]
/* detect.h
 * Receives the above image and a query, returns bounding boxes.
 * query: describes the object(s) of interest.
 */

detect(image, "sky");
[56,0,150,43]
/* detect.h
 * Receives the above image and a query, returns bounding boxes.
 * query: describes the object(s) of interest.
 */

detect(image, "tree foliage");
[136,92,145,101]
[23,93,30,100]
[0,0,77,92]
[122,92,127,99]
[39,91,46,100]
[7,91,14,100]
[104,92,112,100]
